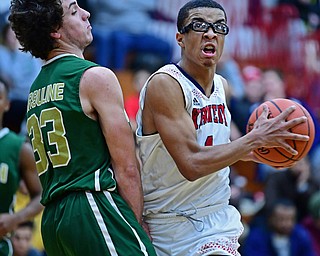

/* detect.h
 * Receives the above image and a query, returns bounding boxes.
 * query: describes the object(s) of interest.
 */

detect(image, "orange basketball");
[246,98,315,168]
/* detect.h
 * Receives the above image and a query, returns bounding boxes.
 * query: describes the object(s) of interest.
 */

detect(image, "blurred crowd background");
[0,0,319,255]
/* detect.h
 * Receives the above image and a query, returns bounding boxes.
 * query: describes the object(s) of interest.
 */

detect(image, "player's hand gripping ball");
[246,98,315,168]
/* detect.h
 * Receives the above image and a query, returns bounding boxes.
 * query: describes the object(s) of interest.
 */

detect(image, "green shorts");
[42,191,156,256]
[0,237,13,256]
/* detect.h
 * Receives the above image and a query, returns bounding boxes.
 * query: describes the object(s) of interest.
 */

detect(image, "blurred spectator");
[87,0,172,70]
[305,55,320,123]
[124,53,165,131]
[217,48,246,100]
[302,191,320,256]
[279,0,320,31]
[0,0,10,32]
[229,65,265,135]
[11,221,42,256]
[0,78,43,256]
[14,182,44,254]
[264,156,320,222]
[242,198,315,256]
[143,0,187,62]
[0,24,42,134]
[125,69,149,131]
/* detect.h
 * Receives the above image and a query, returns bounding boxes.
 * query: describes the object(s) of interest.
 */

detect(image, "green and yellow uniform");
[26,54,155,256]
[0,128,25,256]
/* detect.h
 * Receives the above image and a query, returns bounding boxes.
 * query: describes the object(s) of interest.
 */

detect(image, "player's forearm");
[176,134,255,181]
[14,195,44,224]
[116,166,144,223]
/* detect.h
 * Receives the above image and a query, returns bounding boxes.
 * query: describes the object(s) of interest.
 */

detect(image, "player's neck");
[178,60,216,95]
[47,48,84,61]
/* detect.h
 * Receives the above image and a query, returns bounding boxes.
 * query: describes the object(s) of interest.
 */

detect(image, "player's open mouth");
[202,45,216,57]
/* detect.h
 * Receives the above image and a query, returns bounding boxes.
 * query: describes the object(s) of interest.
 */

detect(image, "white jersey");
[136,64,231,216]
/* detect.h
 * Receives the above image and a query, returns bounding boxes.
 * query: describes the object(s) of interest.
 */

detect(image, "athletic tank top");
[136,64,231,215]
[26,54,116,205]
[0,128,24,213]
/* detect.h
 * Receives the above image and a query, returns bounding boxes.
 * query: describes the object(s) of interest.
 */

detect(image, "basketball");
[246,98,315,168]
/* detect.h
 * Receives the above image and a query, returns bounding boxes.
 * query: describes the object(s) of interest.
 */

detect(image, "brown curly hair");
[8,0,63,60]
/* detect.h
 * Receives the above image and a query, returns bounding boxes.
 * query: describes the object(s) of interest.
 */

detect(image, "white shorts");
[145,204,243,256]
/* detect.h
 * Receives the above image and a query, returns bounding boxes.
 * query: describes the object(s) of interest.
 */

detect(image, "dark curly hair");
[8,0,63,60]
[177,0,227,32]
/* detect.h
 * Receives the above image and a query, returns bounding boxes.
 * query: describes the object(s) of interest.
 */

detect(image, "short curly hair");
[8,0,63,60]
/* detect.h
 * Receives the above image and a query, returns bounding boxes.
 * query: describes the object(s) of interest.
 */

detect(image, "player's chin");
[85,36,93,46]
[202,58,217,68]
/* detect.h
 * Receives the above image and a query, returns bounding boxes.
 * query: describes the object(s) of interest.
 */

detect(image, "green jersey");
[0,128,24,214]
[26,54,116,205]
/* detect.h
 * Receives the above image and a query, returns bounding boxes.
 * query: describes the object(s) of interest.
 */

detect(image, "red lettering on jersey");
[218,104,228,126]
[211,105,218,123]
[200,106,209,126]
[192,108,201,129]
[192,103,228,130]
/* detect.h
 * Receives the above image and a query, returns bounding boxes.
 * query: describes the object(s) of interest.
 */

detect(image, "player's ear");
[176,32,185,48]
[50,32,61,39]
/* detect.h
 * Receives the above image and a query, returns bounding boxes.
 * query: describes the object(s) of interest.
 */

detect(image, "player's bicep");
[100,102,134,164]
[84,68,136,166]
[145,77,199,169]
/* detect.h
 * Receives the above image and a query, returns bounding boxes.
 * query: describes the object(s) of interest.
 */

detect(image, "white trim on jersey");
[85,191,149,256]
[85,192,118,256]
[103,191,149,256]
[94,169,101,191]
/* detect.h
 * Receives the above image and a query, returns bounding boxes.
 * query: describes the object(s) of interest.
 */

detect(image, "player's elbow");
[176,162,202,181]
[125,165,141,180]
[184,174,199,182]
[115,164,141,185]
